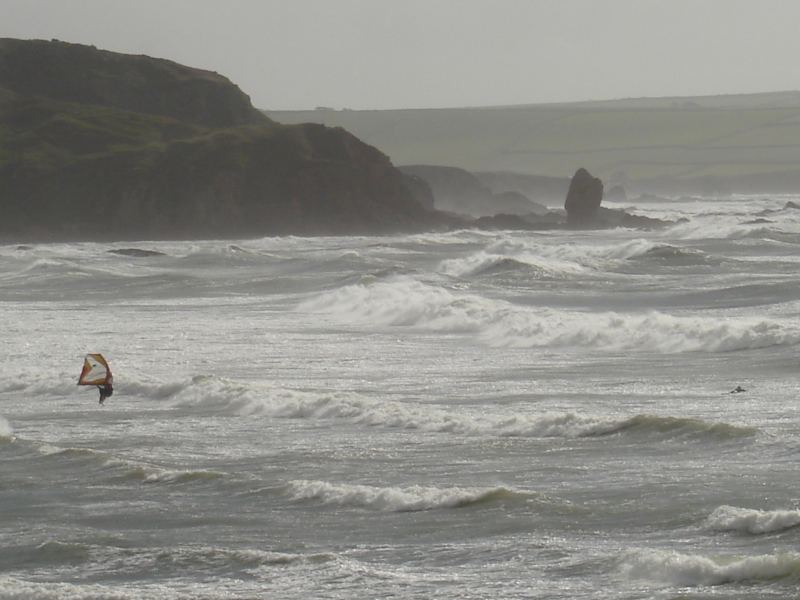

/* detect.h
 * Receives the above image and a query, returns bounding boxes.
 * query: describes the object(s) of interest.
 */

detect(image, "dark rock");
[594,207,670,229]
[474,210,566,231]
[564,168,604,226]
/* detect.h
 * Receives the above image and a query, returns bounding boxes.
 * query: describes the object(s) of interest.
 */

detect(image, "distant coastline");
[266,91,800,197]
[3,38,790,243]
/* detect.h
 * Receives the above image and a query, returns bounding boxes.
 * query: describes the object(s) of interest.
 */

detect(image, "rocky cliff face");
[0,39,442,241]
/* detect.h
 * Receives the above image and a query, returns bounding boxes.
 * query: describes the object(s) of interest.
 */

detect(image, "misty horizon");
[4,0,800,111]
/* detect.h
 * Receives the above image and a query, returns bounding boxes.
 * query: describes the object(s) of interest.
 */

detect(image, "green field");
[267,92,800,193]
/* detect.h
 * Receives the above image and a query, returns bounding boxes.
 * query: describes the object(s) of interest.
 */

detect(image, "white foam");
[300,276,800,353]
[284,480,517,512]
[706,505,800,534]
[622,548,800,586]
[438,237,662,278]
[167,375,628,437]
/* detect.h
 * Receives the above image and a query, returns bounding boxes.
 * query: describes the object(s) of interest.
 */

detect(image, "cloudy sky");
[3,0,800,110]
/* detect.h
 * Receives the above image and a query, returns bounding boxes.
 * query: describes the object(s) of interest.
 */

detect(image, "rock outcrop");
[564,168,604,226]
[0,38,448,241]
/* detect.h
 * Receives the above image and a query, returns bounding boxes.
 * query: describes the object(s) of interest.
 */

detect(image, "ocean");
[2,195,800,599]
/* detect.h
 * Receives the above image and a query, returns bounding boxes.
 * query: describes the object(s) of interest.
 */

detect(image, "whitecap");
[283,480,527,512]
[299,276,800,353]
[706,505,800,534]
[621,548,800,586]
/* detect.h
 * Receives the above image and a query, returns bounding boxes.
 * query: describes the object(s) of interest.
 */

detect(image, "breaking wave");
[168,377,753,442]
[283,480,530,512]
[621,549,800,586]
[706,505,800,535]
[300,276,800,352]
[437,237,697,279]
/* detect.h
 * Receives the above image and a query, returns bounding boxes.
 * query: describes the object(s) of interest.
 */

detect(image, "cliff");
[0,39,442,241]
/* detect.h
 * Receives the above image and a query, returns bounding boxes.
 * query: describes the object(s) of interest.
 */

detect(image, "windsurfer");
[78,353,114,406]
[98,383,113,404]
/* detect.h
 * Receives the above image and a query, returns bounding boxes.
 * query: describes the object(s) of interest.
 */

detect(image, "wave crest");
[707,505,800,534]
[168,378,753,444]
[283,480,528,512]
[621,549,800,586]
[300,277,800,353]
[598,414,756,441]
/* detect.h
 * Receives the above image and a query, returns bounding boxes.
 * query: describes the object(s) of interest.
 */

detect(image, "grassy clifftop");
[267,93,800,194]
[0,38,268,128]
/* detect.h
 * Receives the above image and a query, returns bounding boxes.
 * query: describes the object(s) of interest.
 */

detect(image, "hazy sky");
[3,0,800,110]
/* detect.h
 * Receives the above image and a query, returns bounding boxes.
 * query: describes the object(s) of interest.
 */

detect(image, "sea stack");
[564,167,604,226]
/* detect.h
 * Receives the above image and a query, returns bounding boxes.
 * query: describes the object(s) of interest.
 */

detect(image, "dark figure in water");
[98,383,114,404]
[729,385,746,394]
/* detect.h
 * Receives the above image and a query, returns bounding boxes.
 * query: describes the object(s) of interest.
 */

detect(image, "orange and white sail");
[77,353,113,386]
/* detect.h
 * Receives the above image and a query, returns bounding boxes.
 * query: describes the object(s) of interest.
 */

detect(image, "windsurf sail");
[77,353,113,386]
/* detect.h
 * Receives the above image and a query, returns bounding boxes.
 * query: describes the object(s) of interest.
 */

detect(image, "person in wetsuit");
[98,382,114,404]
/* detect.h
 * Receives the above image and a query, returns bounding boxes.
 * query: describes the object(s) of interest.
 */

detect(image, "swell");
[1,540,331,572]
[35,442,225,486]
[593,414,757,441]
[626,244,715,267]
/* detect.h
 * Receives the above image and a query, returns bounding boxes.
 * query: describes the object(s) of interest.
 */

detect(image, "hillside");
[0,39,445,242]
[267,92,800,195]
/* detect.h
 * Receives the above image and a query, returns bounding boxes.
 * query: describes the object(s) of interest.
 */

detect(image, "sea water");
[2,196,800,599]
